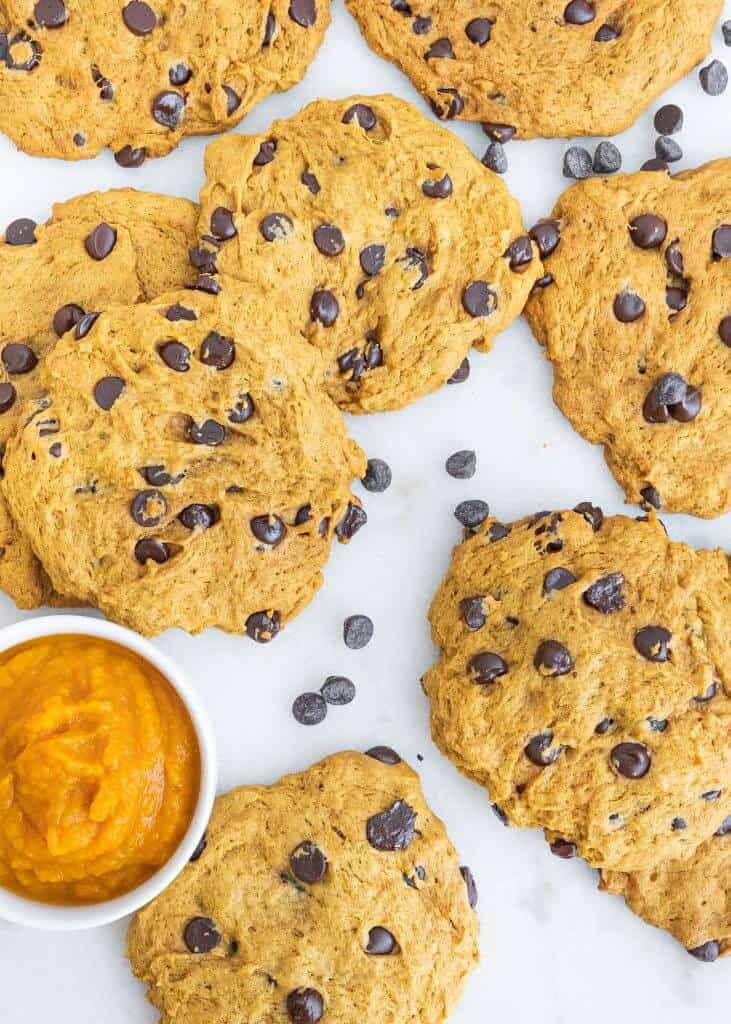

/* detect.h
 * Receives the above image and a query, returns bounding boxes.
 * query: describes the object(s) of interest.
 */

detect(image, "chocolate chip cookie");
[194,94,540,413]
[525,160,731,519]
[601,823,731,961]
[127,751,479,1024]
[0,0,330,162]
[424,507,731,872]
[345,1,722,137]
[0,188,197,610]
[2,289,365,637]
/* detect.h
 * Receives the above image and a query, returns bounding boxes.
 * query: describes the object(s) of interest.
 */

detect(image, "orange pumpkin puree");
[0,635,200,905]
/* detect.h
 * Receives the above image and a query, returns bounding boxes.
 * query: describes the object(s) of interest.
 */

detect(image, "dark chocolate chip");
[246,610,280,643]
[573,502,604,531]
[715,817,731,837]
[459,865,479,907]
[462,281,497,318]
[543,567,577,594]
[640,158,668,173]
[190,835,206,861]
[564,0,595,24]
[228,393,255,424]
[223,85,241,116]
[712,225,731,260]
[361,458,391,492]
[468,651,508,684]
[314,224,345,257]
[2,343,37,375]
[613,291,645,322]
[310,290,339,327]
[460,596,485,631]
[335,503,367,541]
[188,419,226,446]
[365,746,401,764]
[130,489,167,527]
[529,220,560,260]
[688,941,720,963]
[647,717,667,733]
[342,103,376,130]
[94,376,124,410]
[343,614,373,650]
[292,692,327,725]
[446,449,476,479]
[366,800,417,851]
[134,538,170,565]
[122,1,156,35]
[360,244,385,276]
[594,23,619,41]
[320,675,356,705]
[593,141,622,174]
[719,317,731,346]
[301,169,320,194]
[141,464,178,486]
[563,146,592,180]
[655,136,682,163]
[634,625,671,662]
[482,122,516,142]
[412,15,431,34]
[184,917,221,954]
[0,383,16,414]
[166,303,197,322]
[250,514,286,546]
[179,504,218,530]
[200,331,235,369]
[448,358,470,384]
[288,0,317,28]
[290,841,328,883]
[534,640,573,676]
[465,17,492,45]
[504,235,533,271]
[665,286,687,312]
[286,988,323,1024]
[482,141,507,174]
[550,838,577,859]
[169,62,191,86]
[253,139,277,166]
[263,11,276,45]
[525,732,560,767]
[699,59,728,96]
[628,214,667,249]
[158,340,190,372]
[210,207,236,241]
[152,91,185,129]
[53,303,84,337]
[595,718,613,735]
[422,174,452,199]
[115,145,147,168]
[610,742,651,779]
[583,573,625,614]
[85,223,117,261]
[425,37,455,59]
[665,241,684,276]
[366,927,399,954]
[34,0,67,28]
[454,499,490,529]
[5,218,36,248]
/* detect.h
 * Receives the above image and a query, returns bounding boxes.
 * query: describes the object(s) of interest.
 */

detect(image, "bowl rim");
[0,614,217,931]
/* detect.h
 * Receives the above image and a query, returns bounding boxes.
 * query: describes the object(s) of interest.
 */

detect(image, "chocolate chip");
[647,717,667,733]
[429,87,465,119]
[292,692,327,725]
[504,236,533,271]
[700,59,728,95]
[594,718,613,735]
[342,103,376,130]
[573,502,603,532]
[550,838,577,859]
[314,224,344,257]
[366,800,416,851]
[361,458,391,492]
[179,504,218,530]
[454,499,489,529]
[482,122,516,143]
[34,0,66,27]
[610,742,651,779]
[365,745,401,764]
[640,485,661,509]
[564,0,595,24]
[543,567,577,594]
[53,303,84,337]
[158,340,190,372]
[152,91,184,129]
[534,640,573,676]
[593,141,622,174]
[166,303,197,322]
[5,218,36,246]
[0,383,16,414]
[641,158,668,173]
[94,376,124,410]
[462,281,497,318]
[360,244,385,276]
[655,136,682,163]
[190,835,206,861]
[460,596,485,631]
[2,343,37,375]
[115,145,147,168]
[251,514,286,546]
[321,675,356,705]
[246,610,280,643]
[634,625,672,663]
[262,11,276,45]
[253,139,276,166]
[712,225,731,260]
[122,1,156,34]
[425,37,455,59]
[482,141,507,174]
[468,651,508,684]
[422,174,452,199]
[412,15,431,33]
[654,103,683,135]
[446,449,476,480]
[84,222,117,262]
[643,372,686,422]
[665,241,684,276]
[335,503,367,541]
[594,22,619,41]
[189,419,226,446]
[193,273,220,295]
[465,17,492,45]
[715,817,731,837]
[343,614,373,650]
[290,841,328,883]
[223,85,240,116]
[366,927,399,954]
[688,941,720,963]
[613,291,645,322]
[210,207,236,241]
[583,573,625,614]
[310,290,339,327]
[702,790,722,801]
[448,358,470,384]
[525,733,560,767]
[184,917,221,954]
[301,169,320,194]
[665,286,687,312]
[563,146,592,179]
[288,0,316,28]
[134,538,170,564]
[719,317,731,347]
[130,489,167,528]
[169,62,191,86]
[628,214,667,249]
[723,20,731,45]
[286,988,323,1024]
[227,393,254,425]
[200,331,235,369]
[529,220,560,260]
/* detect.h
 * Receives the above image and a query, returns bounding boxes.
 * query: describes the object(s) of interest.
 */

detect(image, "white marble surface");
[1,2,731,1021]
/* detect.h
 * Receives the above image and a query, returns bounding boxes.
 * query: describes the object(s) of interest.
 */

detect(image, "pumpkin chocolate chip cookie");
[2,289,365,637]
[0,0,330,162]
[525,160,731,519]
[0,188,197,610]
[194,94,540,414]
[345,1,722,138]
[127,751,479,1024]
[424,507,731,872]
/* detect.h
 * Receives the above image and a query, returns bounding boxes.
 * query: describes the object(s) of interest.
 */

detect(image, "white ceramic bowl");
[0,614,217,930]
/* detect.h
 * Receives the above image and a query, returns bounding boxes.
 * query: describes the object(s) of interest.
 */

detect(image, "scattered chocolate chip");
[462,281,497,318]
[460,596,485,630]
[53,303,84,337]
[482,122,516,142]
[152,91,185,129]
[166,303,197,322]
[425,37,455,59]
[655,136,682,163]
[595,718,613,735]
[250,514,286,547]
[179,504,218,530]
[629,214,667,249]
[593,140,622,174]
[634,625,672,662]
[314,224,345,257]
[5,218,36,246]
[321,675,356,705]
[688,941,720,963]
[227,393,254,424]
[366,800,417,851]
[489,521,510,542]
[700,59,728,95]
[246,610,280,643]
[342,103,376,130]
[134,538,170,564]
[75,312,99,339]
[130,489,167,528]
[640,485,662,509]
[573,502,603,532]
[613,291,645,323]
[525,732,560,767]
[454,499,490,530]
[2,343,37,375]
[189,419,226,446]
[665,286,687,312]
[343,614,373,650]
[200,331,235,369]
[335,503,367,541]
[564,0,595,24]
[210,207,236,241]
[529,220,561,260]
[671,817,687,831]
[534,640,573,676]
[465,17,492,45]
[702,790,722,801]
[286,988,323,1024]
[309,289,339,327]
[34,0,67,28]
[365,745,401,764]
[712,225,731,260]
[184,917,221,954]
[422,173,452,199]
[253,139,277,166]
[292,691,327,726]
[583,573,625,614]
[550,838,577,858]
[115,145,147,168]
[158,340,190,372]
[360,244,385,276]
[361,458,391,493]
[288,0,316,28]
[715,817,731,837]
[563,146,592,179]
[290,841,327,883]
[482,141,507,174]
[543,567,577,594]
[0,383,16,414]
[504,236,533,271]
[640,158,668,173]
[446,449,476,480]
[448,358,470,384]
[430,87,465,119]
[122,1,156,35]
[610,742,651,779]
[412,15,431,33]
[94,376,124,410]
[654,104,683,135]
[719,317,731,347]
[468,651,508,684]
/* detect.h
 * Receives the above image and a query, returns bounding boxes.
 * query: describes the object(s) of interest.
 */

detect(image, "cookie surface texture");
[2,289,365,637]
[345,1,722,137]
[424,508,731,872]
[525,161,731,519]
[195,94,540,414]
[128,751,479,1024]
[0,0,330,161]
[0,189,197,609]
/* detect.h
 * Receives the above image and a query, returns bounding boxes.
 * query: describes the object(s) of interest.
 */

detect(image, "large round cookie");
[601,822,731,961]
[128,751,479,1024]
[2,289,366,637]
[194,94,540,414]
[525,161,731,519]
[424,508,731,872]
[0,189,197,610]
[0,0,330,162]
[345,1,722,137]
